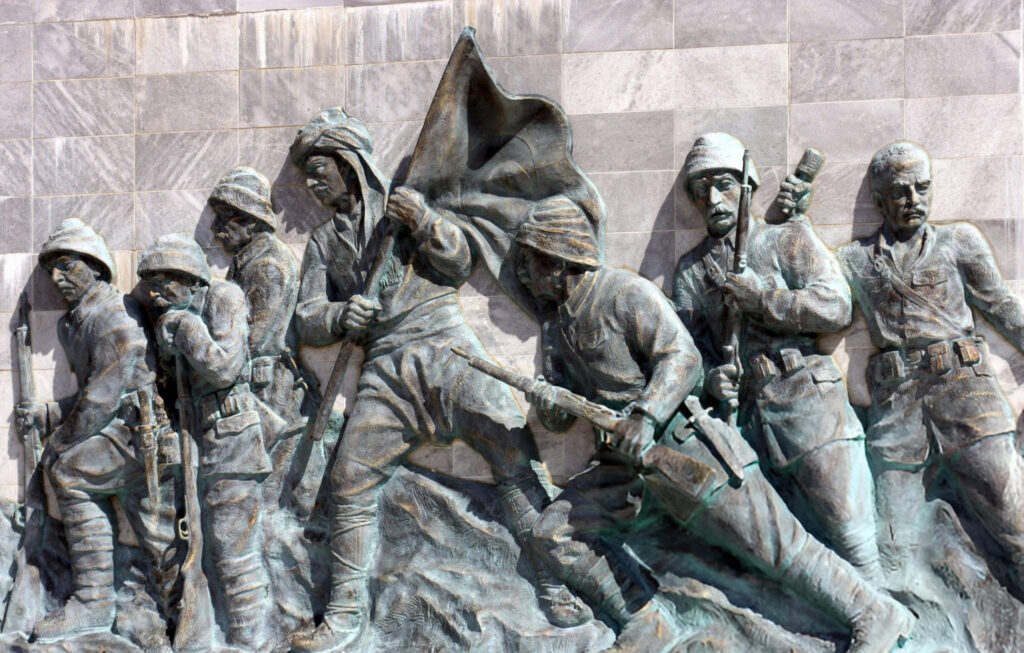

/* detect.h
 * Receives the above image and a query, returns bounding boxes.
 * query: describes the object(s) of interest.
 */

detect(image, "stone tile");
[906,32,1020,98]
[135,189,217,249]
[240,66,346,128]
[605,230,675,291]
[452,0,561,57]
[906,0,1020,35]
[239,126,307,187]
[135,0,235,17]
[564,0,672,53]
[270,185,334,245]
[0,83,30,140]
[35,0,133,22]
[674,106,788,168]
[974,219,1024,281]
[240,7,344,69]
[347,1,452,65]
[589,170,675,234]
[32,194,135,253]
[407,444,454,475]
[136,131,239,192]
[30,261,64,311]
[557,421,598,481]
[347,60,446,123]
[363,120,421,180]
[907,94,1023,158]
[34,136,133,196]
[563,50,673,114]
[136,15,238,75]
[0,314,11,371]
[33,20,134,81]
[674,228,705,262]
[791,39,904,104]
[790,0,902,42]
[0,254,34,312]
[136,72,239,132]
[0,1,31,24]
[0,140,30,197]
[814,222,881,251]
[931,156,1023,222]
[459,266,503,299]
[0,197,29,255]
[802,162,875,226]
[570,111,673,174]
[451,440,495,482]
[0,25,30,82]
[674,0,786,48]
[33,78,134,139]
[675,44,787,109]
[460,294,538,357]
[486,55,562,105]
[240,0,344,10]
[789,100,904,164]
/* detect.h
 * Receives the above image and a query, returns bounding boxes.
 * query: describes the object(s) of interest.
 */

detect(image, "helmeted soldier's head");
[209,166,277,255]
[291,107,389,217]
[683,133,760,238]
[869,141,932,236]
[39,218,116,306]
[515,198,600,303]
[137,233,212,314]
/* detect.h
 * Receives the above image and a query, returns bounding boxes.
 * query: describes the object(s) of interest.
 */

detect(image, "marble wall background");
[1,0,1022,498]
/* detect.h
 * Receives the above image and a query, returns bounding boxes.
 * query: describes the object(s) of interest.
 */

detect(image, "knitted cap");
[209,165,277,231]
[137,233,212,285]
[39,218,115,282]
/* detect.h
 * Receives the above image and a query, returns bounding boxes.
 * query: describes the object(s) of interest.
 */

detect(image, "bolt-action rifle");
[721,150,753,427]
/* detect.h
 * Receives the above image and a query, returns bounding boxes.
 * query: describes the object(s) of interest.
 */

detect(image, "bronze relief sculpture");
[4,25,1024,653]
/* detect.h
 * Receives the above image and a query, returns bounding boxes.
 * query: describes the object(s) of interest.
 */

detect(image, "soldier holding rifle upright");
[672,133,882,580]
[505,206,913,652]
[14,219,179,641]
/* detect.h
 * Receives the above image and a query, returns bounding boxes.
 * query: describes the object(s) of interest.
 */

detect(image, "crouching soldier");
[509,208,914,652]
[136,233,272,650]
[15,219,179,640]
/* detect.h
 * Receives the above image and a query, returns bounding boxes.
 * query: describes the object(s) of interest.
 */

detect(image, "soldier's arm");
[622,279,703,426]
[957,223,1024,351]
[672,255,717,379]
[245,257,290,354]
[760,221,852,333]
[534,320,578,432]
[175,283,250,388]
[295,235,346,346]
[409,206,473,283]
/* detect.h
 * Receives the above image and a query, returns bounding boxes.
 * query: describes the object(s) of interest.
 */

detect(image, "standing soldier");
[137,233,272,650]
[512,208,913,652]
[14,219,179,640]
[673,133,883,580]
[287,108,592,651]
[837,141,1024,579]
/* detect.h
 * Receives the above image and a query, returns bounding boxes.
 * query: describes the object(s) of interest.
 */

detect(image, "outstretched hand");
[385,186,428,230]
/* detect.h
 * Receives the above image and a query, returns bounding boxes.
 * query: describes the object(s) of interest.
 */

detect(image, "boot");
[33,500,116,641]
[218,552,271,650]
[497,474,592,628]
[563,549,655,629]
[605,600,683,653]
[783,538,914,653]
[290,500,376,652]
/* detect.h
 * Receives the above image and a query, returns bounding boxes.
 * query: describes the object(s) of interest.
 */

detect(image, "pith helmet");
[137,233,212,285]
[683,132,760,193]
[208,165,277,231]
[515,196,600,270]
[39,218,116,282]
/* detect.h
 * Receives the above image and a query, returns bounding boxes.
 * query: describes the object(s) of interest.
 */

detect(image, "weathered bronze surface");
[4,25,1024,653]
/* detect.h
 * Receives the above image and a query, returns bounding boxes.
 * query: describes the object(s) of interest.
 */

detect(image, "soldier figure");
[137,234,272,650]
[14,219,179,640]
[673,133,882,579]
[209,165,309,429]
[837,141,1024,579]
[514,208,913,652]
[287,108,589,651]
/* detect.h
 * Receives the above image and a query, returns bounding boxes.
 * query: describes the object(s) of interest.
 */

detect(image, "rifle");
[137,385,160,511]
[14,292,41,517]
[721,150,753,427]
[451,348,750,483]
[172,355,216,650]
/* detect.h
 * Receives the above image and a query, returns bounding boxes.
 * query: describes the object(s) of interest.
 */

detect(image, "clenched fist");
[385,186,429,230]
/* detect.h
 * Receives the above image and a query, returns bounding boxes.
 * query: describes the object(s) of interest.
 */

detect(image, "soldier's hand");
[155,310,188,355]
[385,186,428,229]
[341,294,381,333]
[526,377,559,412]
[613,412,656,461]
[722,269,763,313]
[707,364,739,401]
[777,174,812,217]
[15,401,45,437]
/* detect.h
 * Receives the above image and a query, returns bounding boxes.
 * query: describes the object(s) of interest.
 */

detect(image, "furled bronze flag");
[404,26,606,312]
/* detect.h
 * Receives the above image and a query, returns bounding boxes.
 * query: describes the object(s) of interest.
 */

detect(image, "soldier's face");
[143,271,196,312]
[875,156,932,233]
[212,207,253,255]
[517,249,564,301]
[304,154,359,213]
[48,255,100,305]
[690,171,742,238]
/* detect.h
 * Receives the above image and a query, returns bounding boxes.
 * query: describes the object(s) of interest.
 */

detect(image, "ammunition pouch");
[749,347,809,385]
[195,383,256,429]
[868,336,986,386]
[250,355,277,390]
